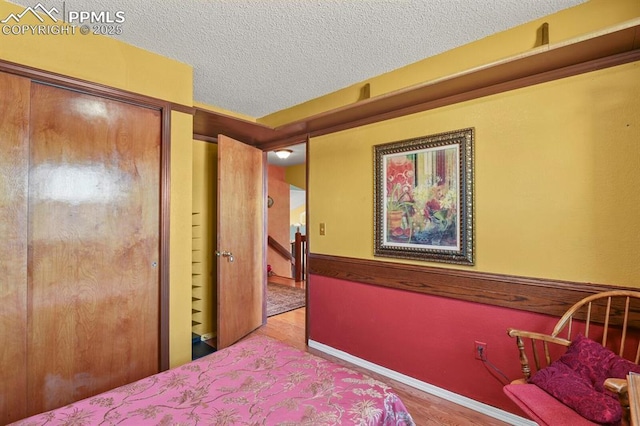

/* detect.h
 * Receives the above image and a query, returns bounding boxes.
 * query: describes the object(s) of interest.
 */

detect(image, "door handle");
[216,250,234,262]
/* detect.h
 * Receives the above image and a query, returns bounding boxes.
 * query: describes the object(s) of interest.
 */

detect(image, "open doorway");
[191,136,267,359]
[266,144,306,317]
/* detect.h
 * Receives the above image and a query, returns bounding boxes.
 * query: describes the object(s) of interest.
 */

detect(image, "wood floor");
[248,307,511,426]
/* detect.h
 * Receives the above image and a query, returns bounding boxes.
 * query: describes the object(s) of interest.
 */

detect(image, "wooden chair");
[505,290,640,425]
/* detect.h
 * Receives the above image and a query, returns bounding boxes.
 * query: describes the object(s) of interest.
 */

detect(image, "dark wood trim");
[0,58,174,372]
[188,21,640,150]
[256,133,313,151]
[0,59,193,114]
[193,107,284,146]
[194,133,218,143]
[279,49,640,143]
[262,151,269,327]
[308,253,637,318]
[170,103,196,115]
[304,135,310,344]
[159,107,171,372]
[264,45,640,146]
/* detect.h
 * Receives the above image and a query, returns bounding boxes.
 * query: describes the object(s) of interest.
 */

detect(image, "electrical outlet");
[474,341,487,360]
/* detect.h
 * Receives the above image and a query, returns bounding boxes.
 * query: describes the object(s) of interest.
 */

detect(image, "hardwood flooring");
[249,307,511,426]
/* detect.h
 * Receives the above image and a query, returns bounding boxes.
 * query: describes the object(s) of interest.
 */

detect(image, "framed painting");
[373,128,474,265]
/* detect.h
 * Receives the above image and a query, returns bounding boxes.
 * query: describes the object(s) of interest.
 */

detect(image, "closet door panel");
[0,72,30,423]
[27,83,161,414]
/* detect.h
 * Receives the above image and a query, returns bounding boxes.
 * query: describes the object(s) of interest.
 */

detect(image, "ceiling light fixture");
[275,149,292,159]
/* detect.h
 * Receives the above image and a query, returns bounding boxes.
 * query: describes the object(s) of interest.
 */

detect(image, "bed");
[11,335,415,425]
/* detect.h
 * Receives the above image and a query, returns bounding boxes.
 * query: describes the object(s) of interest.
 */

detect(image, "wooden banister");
[268,232,306,282]
[294,230,307,282]
[268,236,294,263]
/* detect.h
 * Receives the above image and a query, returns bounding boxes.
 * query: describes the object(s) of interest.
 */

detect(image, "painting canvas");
[374,128,474,264]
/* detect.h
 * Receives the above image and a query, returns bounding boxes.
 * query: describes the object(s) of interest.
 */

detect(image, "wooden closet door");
[0,72,30,423]
[27,83,161,415]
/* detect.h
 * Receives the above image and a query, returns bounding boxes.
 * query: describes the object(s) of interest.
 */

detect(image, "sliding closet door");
[27,83,161,414]
[0,73,30,423]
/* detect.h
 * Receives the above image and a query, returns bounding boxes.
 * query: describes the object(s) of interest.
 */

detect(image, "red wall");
[308,274,562,414]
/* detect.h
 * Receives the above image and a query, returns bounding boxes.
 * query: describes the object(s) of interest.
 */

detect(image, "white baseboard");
[308,339,536,426]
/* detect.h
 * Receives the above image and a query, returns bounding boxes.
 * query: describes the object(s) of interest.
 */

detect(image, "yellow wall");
[0,2,191,106]
[285,164,306,190]
[0,0,194,366]
[309,62,640,287]
[304,0,640,288]
[290,205,306,227]
[169,113,193,366]
[192,141,218,340]
[260,0,640,127]
[2,0,639,368]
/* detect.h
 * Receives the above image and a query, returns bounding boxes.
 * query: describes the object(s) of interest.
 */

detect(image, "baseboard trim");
[308,339,536,426]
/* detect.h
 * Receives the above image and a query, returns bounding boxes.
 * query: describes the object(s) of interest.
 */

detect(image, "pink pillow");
[530,334,640,424]
[504,383,598,426]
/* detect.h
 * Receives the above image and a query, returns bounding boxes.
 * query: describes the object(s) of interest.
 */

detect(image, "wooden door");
[216,135,265,349]
[26,83,161,414]
[0,72,30,423]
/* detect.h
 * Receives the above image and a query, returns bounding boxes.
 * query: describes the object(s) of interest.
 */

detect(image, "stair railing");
[268,230,306,282]
[293,230,307,282]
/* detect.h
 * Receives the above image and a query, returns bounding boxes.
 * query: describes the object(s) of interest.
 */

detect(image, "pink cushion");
[504,383,597,426]
[530,334,640,424]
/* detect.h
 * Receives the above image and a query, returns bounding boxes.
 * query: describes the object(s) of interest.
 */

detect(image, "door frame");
[0,59,194,371]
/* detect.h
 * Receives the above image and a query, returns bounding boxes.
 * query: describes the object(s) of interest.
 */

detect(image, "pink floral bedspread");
[12,335,415,425]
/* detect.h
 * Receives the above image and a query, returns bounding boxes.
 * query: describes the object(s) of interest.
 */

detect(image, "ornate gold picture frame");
[374,128,474,265]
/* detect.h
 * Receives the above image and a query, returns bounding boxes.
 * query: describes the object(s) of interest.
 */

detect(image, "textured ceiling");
[10,0,585,119]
